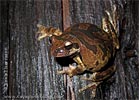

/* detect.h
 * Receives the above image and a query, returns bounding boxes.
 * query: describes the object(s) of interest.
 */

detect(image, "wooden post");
[62,0,75,100]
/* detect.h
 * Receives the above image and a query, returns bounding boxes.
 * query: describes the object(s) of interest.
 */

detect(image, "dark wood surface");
[0,0,139,100]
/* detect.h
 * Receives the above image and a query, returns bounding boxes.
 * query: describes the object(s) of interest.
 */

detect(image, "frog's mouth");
[54,43,83,69]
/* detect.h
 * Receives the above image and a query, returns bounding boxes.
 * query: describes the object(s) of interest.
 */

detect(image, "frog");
[36,8,119,97]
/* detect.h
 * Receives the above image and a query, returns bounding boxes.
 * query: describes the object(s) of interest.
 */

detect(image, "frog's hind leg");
[79,81,101,97]
[79,65,116,97]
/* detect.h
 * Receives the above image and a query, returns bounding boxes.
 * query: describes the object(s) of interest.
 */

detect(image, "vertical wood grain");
[0,0,139,100]
[62,0,75,100]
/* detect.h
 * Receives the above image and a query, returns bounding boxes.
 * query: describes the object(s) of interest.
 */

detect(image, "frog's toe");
[57,70,66,74]
[57,66,75,77]
[78,82,101,97]
[81,76,92,81]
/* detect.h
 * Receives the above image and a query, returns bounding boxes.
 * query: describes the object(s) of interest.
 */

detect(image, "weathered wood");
[1,0,65,100]
[0,1,10,98]
[0,0,139,100]
[62,0,75,100]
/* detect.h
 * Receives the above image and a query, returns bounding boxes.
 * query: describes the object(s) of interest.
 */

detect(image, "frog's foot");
[57,64,76,77]
[102,5,119,50]
[105,5,118,32]
[36,24,62,40]
[79,82,101,97]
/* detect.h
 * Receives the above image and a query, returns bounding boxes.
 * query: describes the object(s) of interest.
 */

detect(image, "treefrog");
[36,8,119,97]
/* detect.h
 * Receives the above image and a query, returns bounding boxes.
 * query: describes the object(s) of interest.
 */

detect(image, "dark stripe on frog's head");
[67,31,98,54]
[54,33,75,41]
[54,35,66,41]
[54,32,98,55]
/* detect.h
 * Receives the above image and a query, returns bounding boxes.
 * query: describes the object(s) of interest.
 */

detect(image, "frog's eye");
[65,41,72,46]
[64,41,73,50]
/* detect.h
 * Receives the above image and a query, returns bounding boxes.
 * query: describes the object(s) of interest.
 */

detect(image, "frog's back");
[65,23,112,41]
[64,23,114,71]
[65,23,113,52]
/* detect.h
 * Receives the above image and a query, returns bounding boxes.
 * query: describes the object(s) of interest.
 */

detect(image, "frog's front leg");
[57,55,86,77]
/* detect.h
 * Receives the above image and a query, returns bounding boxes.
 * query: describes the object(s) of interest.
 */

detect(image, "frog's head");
[50,34,80,58]
[36,24,80,58]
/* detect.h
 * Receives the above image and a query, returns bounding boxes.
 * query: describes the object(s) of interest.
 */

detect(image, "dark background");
[0,0,139,100]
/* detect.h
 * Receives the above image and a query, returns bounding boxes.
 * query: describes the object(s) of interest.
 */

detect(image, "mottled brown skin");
[36,9,119,97]
[37,24,118,96]
[51,23,117,76]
